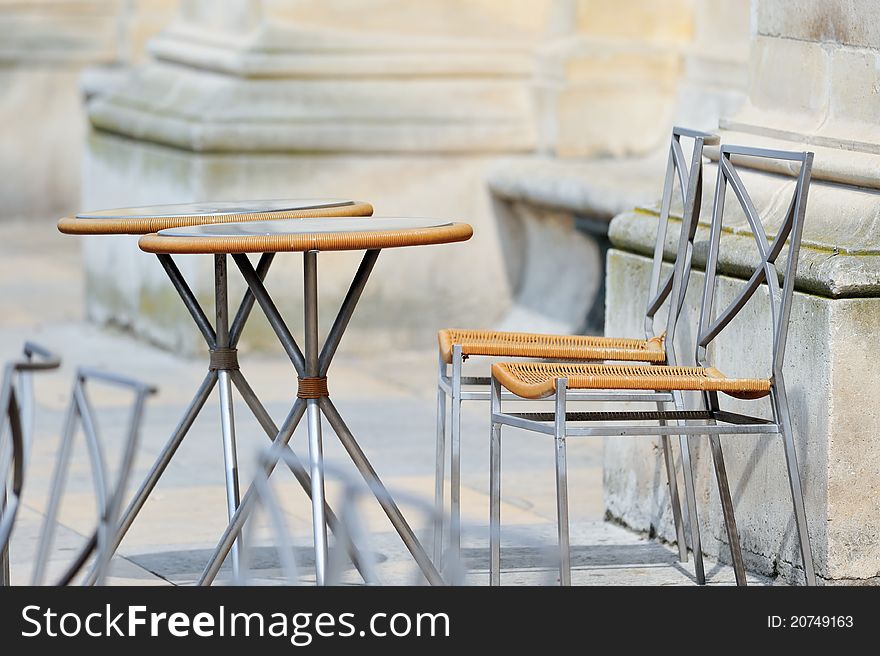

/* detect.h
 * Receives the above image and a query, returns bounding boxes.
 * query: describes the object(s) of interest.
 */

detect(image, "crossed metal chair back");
[31,368,156,586]
[695,146,812,379]
[690,145,816,584]
[488,144,816,587]
[236,447,466,586]
[0,343,61,585]
[645,128,711,353]
[433,127,717,574]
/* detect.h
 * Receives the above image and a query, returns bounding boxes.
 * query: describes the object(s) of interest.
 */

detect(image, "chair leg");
[658,401,687,563]
[772,388,817,586]
[450,344,463,566]
[554,379,571,586]
[489,376,502,586]
[678,433,706,584]
[433,362,447,566]
[707,432,747,585]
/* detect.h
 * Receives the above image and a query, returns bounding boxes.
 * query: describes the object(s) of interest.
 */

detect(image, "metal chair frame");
[239,449,457,586]
[489,144,816,586]
[31,368,156,585]
[434,127,717,581]
[0,343,61,585]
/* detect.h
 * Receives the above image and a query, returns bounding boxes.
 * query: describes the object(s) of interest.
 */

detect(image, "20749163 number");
[768,616,854,629]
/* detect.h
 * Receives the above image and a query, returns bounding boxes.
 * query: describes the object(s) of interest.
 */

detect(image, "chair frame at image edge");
[434,127,717,582]
[0,343,61,586]
[489,144,816,586]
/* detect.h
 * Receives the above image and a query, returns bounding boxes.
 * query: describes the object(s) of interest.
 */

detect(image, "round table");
[58,199,373,583]
[140,217,473,586]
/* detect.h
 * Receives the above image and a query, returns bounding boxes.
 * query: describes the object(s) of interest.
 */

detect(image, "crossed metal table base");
[99,248,441,586]
[92,252,361,584]
[197,249,442,585]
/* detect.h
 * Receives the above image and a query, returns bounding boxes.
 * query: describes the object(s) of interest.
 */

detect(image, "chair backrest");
[644,127,718,364]
[32,367,155,586]
[694,145,813,378]
[0,343,60,585]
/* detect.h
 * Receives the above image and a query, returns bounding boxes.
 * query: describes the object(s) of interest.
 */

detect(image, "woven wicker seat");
[437,329,666,365]
[492,361,771,401]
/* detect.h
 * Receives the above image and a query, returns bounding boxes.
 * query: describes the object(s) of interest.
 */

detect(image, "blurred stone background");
[0,0,749,354]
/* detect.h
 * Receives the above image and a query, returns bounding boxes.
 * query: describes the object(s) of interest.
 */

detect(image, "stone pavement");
[1,222,768,585]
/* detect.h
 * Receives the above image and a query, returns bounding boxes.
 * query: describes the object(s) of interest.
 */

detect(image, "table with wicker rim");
[56,199,375,585]
[140,216,473,587]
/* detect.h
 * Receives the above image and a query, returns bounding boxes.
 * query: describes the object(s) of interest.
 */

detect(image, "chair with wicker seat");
[489,144,816,586]
[433,127,718,578]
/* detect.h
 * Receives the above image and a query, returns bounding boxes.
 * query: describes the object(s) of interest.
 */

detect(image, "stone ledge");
[87,62,537,153]
[609,158,880,298]
[486,152,666,220]
[149,22,535,78]
[0,0,124,65]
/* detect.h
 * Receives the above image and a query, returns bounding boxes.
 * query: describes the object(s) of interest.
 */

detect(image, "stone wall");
[74,0,751,353]
[603,0,880,584]
[0,0,175,222]
[487,0,749,335]
[80,0,555,353]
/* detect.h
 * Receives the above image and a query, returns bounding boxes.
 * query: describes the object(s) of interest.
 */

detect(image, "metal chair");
[434,127,717,579]
[0,343,61,585]
[489,145,816,586]
[32,368,156,586]
[237,445,466,586]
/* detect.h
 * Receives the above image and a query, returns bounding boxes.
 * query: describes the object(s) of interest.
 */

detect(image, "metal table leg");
[200,249,444,586]
[303,251,329,584]
[214,254,243,577]
[92,252,351,584]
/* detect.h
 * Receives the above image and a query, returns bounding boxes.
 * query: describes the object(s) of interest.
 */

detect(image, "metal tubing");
[449,344,463,565]
[306,400,327,585]
[0,388,24,585]
[232,253,305,375]
[678,433,705,584]
[198,400,307,586]
[230,253,275,346]
[554,380,571,586]
[31,396,79,585]
[658,401,687,562]
[74,384,111,585]
[318,250,380,376]
[82,377,154,585]
[562,422,774,437]
[229,370,368,581]
[707,433,747,585]
[491,412,556,435]
[433,358,447,565]
[218,370,241,579]
[773,387,816,586]
[319,397,444,586]
[156,254,216,347]
[489,377,502,586]
[251,471,301,585]
[215,255,241,579]
[303,251,328,585]
[93,371,217,582]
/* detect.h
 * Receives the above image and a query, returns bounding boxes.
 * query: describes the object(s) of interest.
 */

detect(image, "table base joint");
[298,376,329,399]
